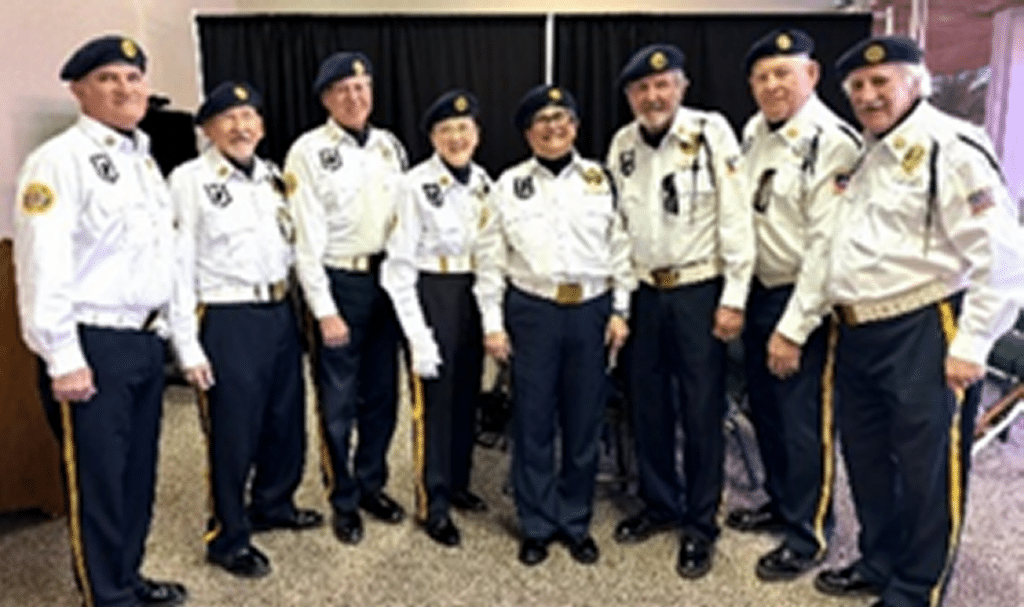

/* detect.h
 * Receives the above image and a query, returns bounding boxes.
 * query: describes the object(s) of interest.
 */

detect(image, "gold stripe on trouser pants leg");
[930,300,966,607]
[60,400,95,607]
[812,319,839,557]
[411,374,429,522]
[191,304,222,544]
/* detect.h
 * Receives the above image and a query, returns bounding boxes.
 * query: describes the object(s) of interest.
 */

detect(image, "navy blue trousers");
[742,281,834,557]
[834,298,979,607]
[627,278,727,542]
[506,286,611,542]
[315,267,401,513]
[200,300,306,558]
[39,326,165,607]
[410,272,483,523]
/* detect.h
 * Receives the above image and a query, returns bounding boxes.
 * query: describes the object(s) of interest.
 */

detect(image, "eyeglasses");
[531,109,573,127]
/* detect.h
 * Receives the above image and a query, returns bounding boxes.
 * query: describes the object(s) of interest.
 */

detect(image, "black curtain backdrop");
[196,13,870,173]
[197,15,545,174]
[555,14,871,159]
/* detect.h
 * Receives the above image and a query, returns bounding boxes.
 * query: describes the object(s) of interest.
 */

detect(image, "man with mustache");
[605,43,754,578]
[285,52,408,545]
[381,90,492,547]
[727,28,861,582]
[169,81,323,579]
[815,36,1022,607]
[475,84,633,567]
[13,35,187,606]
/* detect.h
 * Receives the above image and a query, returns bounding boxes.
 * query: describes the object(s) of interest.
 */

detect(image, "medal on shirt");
[423,183,443,207]
[619,149,635,177]
[204,183,232,207]
[661,174,679,215]
[319,147,342,171]
[513,176,534,200]
[90,153,119,183]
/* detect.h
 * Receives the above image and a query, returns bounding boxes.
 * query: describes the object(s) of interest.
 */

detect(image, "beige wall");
[0,0,852,238]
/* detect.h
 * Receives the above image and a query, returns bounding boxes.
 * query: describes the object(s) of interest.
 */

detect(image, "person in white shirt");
[284,51,408,544]
[169,81,323,580]
[13,34,187,607]
[605,43,754,579]
[813,36,1023,607]
[726,28,861,582]
[475,84,633,567]
[380,89,492,548]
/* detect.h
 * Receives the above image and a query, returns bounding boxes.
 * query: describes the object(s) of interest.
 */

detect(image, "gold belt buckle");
[651,268,677,289]
[555,282,583,305]
[270,280,288,302]
[836,305,858,326]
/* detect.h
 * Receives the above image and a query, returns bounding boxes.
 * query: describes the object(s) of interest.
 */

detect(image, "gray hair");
[841,61,933,98]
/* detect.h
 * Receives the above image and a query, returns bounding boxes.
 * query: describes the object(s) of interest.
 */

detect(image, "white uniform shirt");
[606,105,755,309]
[168,147,296,368]
[828,101,1023,365]
[284,119,407,318]
[474,153,635,335]
[380,154,493,354]
[13,115,175,377]
[741,95,862,343]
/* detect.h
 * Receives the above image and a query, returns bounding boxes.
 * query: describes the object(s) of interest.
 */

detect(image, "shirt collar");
[526,150,584,178]
[325,118,374,146]
[870,99,933,160]
[77,114,150,154]
[751,95,826,145]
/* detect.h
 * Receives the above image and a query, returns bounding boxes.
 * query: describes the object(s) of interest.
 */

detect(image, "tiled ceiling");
[872,0,1024,74]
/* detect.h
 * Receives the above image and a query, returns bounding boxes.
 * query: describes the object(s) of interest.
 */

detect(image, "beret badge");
[121,38,138,59]
[864,43,886,64]
[650,51,668,70]
[775,33,792,51]
[454,95,469,112]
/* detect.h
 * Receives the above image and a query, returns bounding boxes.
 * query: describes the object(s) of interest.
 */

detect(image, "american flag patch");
[968,187,995,215]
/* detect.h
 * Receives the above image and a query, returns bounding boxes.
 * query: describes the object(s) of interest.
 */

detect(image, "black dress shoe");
[333,510,364,544]
[613,511,676,544]
[676,535,714,579]
[207,545,271,579]
[250,508,325,532]
[424,516,461,547]
[567,535,599,565]
[450,490,488,512]
[359,491,405,523]
[754,544,822,581]
[137,578,188,606]
[725,503,785,533]
[518,537,550,566]
[813,563,884,597]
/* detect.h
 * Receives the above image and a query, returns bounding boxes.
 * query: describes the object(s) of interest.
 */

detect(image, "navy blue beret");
[59,35,146,81]
[513,84,578,131]
[618,44,685,89]
[313,51,373,95]
[421,89,479,133]
[836,36,923,80]
[743,28,815,74]
[195,81,263,125]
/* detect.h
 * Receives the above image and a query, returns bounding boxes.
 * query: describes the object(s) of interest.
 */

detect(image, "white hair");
[841,61,933,98]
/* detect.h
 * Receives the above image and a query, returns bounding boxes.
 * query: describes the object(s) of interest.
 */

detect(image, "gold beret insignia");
[121,38,138,59]
[352,59,366,76]
[21,182,55,215]
[548,88,562,101]
[454,95,469,112]
[776,33,792,51]
[650,51,668,70]
[234,86,248,100]
[864,43,886,64]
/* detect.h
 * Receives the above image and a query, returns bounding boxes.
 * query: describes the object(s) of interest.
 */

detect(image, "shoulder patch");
[968,187,996,216]
[619,149,635,177]
[21,182,55,215]
[90,153,119,183]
